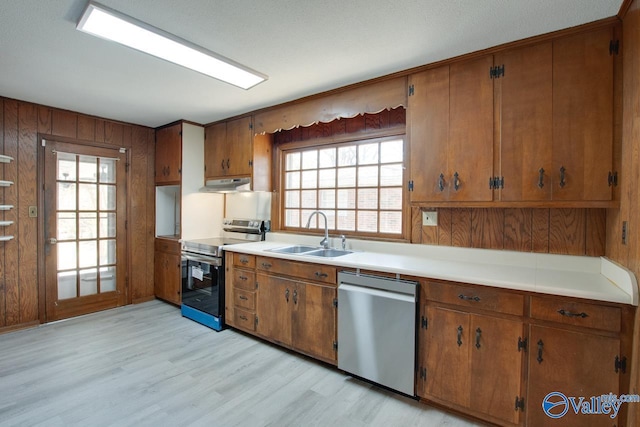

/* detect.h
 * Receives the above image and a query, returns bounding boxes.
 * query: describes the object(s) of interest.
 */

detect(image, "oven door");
[181,253,223,318]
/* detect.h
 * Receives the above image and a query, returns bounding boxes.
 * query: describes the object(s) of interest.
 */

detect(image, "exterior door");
[44,139,127,321]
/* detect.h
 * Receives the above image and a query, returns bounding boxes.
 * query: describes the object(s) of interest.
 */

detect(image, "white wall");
[181,123,224,240]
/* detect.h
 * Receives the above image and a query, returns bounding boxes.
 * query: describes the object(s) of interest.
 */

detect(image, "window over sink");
[281,136,406,238]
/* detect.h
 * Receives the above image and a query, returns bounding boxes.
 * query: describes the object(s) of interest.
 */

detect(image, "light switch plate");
[422,211,438,227]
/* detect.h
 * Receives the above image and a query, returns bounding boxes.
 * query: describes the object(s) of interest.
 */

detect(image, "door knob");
[49,238,57,245]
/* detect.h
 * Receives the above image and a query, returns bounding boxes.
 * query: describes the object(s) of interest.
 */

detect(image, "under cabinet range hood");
[199,177,251,193]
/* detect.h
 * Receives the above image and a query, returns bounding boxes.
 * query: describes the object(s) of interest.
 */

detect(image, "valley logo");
[542,391,640,419]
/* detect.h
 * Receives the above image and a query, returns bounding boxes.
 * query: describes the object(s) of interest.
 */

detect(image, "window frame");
[276,132,410,241]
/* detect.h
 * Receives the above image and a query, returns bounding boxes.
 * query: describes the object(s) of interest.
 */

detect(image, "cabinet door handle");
[453,172,460,191]
[537,339,544,363]
[458,294,480,302]
[438,173,445,192]
[167,166,170,176]
[261,262,272,269]
[238,275,248,281]
[538,168,545,189]
[221,159,225,170]
[285,288,290,302]
[239,315,248,321]
[239,295,248,301]
[293,289,298,305]
[557,309,588,318]
[559,166,566,188]
[226,159,230,169]
[475,328,482,349]
[315,271,328,279]
[240,257,249,264]
[457,325,463,347]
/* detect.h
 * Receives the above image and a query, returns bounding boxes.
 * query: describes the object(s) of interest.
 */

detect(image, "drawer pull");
[238,275,248,281]
[285,288,290,302]
[293,289,298,305]
[456,325,463,347]
[458,294,480,302]
[557,309,588,318]
[315,271,328,279]
[261,262,272,269]
[240,258,249,264]
[239,315,248,321]
[239,295,248,301]
[537,339,544,364]
[475,328,482,349]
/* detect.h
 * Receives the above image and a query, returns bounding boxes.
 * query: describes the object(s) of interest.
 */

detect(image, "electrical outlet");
[28,206,37,218]
[422,211,438,227]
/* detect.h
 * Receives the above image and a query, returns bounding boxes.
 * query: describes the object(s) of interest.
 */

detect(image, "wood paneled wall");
[610,2,640,426]
[412,207,606,256]
[0,97,155,333]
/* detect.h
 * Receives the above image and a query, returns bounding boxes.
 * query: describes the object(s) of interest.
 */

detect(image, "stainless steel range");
[180,218,269,331]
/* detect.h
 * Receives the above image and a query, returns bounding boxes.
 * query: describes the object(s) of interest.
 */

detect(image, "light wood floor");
[0,300,481,427]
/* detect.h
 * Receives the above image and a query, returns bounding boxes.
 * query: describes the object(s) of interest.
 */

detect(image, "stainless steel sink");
[267,245,320,254]
[305,248,353,258]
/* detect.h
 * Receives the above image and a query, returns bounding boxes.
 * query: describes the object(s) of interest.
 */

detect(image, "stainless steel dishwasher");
[337,271,418,396]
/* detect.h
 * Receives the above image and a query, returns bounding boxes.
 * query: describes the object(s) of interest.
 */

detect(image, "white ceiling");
[0,0,623,128]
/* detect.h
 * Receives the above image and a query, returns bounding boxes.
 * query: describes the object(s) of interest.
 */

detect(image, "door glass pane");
[78,156,97,182]
[58,271,77,300]
[79,184,97,210]
[79,212,97,239]
[57,153,76,181]
[99,212,116,238]
[99,185,116,210]
[57,183,76,211]
[99,159,116,183]
[79,240,97,268]
[100,266,116,292]
[79,268,98,296]
[57,212,76,240]
[58,242,77,270]
[99,239,116,265]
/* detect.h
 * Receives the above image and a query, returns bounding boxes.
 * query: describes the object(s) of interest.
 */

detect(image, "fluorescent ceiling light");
[76,1,267,89]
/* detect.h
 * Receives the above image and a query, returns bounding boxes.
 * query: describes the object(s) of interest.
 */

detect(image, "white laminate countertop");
[224,233,638,306]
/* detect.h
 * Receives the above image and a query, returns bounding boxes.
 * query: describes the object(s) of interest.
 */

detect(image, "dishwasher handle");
[338,283,416,304]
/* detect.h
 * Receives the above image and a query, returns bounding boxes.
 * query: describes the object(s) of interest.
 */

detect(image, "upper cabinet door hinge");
[408,180,414,192]
[421,316,428,329]
[333,298,338,308]
[249,122,253,130]
[608,171,618,187]
[610,39,620,55]
[333,341,338,351]
[249,160,253,167]
[408,84,415,96]
[515,397,525,411]
[615,355,627,374]
[490,65,505,79]
[418,367,427,381]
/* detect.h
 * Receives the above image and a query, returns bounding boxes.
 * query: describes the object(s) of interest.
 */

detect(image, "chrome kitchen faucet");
[305,211,330,249]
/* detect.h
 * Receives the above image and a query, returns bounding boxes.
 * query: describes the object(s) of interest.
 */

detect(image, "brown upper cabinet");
[204,116,272,191]
[409,25,616,205]
[409,55,494,203]
[496,27,615,202]
[155,123,182,185]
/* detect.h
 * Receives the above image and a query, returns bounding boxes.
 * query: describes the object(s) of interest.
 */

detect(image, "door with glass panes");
[44,139,127,321]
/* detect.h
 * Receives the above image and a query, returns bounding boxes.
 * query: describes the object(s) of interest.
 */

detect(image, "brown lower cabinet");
[154,238,181,305]
[225,254,337,364]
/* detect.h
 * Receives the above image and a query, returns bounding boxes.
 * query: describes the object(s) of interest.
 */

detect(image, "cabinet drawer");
[233,269,255,290]
[233,253,255,268]
[426,281,524,316]
[234,289,256,310]
[530,296,621,332]
[234,308,256,331]
[155,238,180,255]
[257,256,336,284]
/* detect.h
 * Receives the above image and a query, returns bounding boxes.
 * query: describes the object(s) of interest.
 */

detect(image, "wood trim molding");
[619,0,634,19]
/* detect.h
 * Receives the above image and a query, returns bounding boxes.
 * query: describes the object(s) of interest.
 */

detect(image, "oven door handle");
[182,253,222,267]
